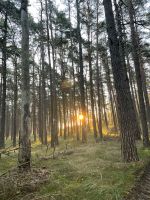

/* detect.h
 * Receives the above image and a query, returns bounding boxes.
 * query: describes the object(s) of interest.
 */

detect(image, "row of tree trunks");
[0,0,149,171]
[127,0,150,147]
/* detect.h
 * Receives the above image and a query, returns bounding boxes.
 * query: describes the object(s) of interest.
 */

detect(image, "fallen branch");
[40,149,74,161]
[0,147,19,158]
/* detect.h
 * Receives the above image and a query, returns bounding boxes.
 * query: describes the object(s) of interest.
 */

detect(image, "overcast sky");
[28,0,66,22]
[28,0,150,23]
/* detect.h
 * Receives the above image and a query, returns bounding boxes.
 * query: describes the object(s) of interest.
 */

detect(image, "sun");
[78,114,84,121]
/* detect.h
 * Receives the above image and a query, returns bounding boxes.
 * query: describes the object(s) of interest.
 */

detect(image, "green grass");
[0,138,150,200]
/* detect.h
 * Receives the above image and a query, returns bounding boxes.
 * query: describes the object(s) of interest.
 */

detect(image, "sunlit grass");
[0,137,150,200]
[34,140,147,200]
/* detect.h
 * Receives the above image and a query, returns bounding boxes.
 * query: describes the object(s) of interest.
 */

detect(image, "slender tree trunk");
[101,51,118,131]
[40,1,47,145]
[140,61,150,130]
[86,1,98,140]
[126,52,141,138]
[0,76,2,133]
[45,0,54,145]
[96,0,103,139]
[76,0,87,143]
[68,0,79,140]
[38,70,43,143]
[5,105,10,139]
[100,68,109,130]
[48,0,59,146]
[18,0,31,170]
[0,13,7,149]
[32,59,36,142]
[13,56,18,147]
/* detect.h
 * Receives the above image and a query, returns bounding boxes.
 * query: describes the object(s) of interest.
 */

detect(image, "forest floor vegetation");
[0,136,150,200]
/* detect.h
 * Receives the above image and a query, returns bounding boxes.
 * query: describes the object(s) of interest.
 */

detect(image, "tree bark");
[103,0,139,162]
[18,0,31,170]
[114,0,141,139]
[40,1,47,145]
[47,0,59,147]
[96,0,103,139]
[13,56,18,147]
[32,59,36,142]
[76,0,87,143]
[127,0,150,147]
[0,12,7,149]
[86,1,98,140]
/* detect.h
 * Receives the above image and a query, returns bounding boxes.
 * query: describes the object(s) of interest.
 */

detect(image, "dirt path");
[124,163,150,200]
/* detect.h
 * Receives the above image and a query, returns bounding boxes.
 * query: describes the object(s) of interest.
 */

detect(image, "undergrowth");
[0,137,150,200]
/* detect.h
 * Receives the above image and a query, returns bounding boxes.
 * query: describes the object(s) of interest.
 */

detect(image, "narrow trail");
[124,162,150,200]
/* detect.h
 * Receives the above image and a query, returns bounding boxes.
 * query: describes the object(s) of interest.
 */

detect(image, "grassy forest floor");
[0,136,150,200]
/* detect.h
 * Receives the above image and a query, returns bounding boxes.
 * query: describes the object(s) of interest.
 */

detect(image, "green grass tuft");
[0,138,150,200]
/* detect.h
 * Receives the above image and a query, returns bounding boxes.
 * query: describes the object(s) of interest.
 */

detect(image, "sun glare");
[78,114,84,121]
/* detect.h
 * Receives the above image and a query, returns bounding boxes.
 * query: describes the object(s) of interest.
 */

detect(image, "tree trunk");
[103,0,139,162]
[100,68,109,130]
[48,0,59,147]
[127,0,149,147]
[76,0,87,143]
[101,50,118,131]
[87,1,98,140]
[18,0,31,170]
[40,1,47,145]
[96,0,103,139]
[0,12,7,149]
[13,56,18,147]
[114,0,141,139]
[38,69,43,143]
[140,61,150,130]
[32,59,36,142]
